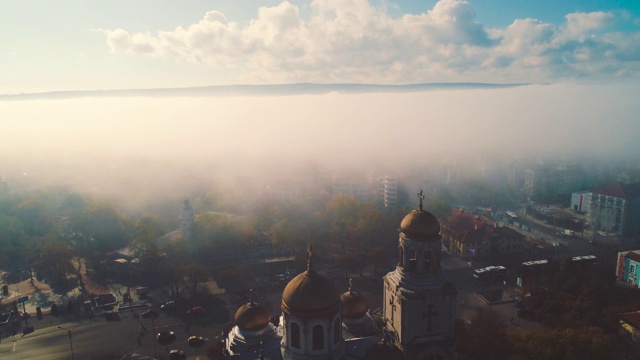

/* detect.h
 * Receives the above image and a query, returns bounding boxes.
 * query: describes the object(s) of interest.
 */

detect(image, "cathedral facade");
[215,191,457,360]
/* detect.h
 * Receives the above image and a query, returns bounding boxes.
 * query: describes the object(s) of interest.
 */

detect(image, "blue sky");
[1,0,639,93]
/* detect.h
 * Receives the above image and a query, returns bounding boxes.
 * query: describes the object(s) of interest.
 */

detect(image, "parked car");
[168,349,186,360]
[161,300,176,310]
[142,309,159,320]
[157,331,176,346]
[187,306,204,316]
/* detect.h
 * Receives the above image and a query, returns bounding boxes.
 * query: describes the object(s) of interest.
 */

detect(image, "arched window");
[408,250,417,271]
[333,317,341,345]
[423,250,432,273]
[290,322,300,349]
[312,324,324,350]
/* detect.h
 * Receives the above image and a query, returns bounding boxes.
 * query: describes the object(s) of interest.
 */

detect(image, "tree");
[33,240,75,289]
[269,218,308,250]
[133,214,164,242]
[184,264,209,296]
[367,245,389,276]
[0,216,27,272]
[458,308,513,360]
[217,266,251,292]
[85,202,131,254]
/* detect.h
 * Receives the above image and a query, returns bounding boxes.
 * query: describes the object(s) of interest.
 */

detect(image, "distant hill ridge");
[0,82,526,100]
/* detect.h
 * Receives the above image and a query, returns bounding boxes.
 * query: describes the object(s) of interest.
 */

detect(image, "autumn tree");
[458,308,513,360]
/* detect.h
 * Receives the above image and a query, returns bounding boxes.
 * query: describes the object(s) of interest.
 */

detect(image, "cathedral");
[212,191,458,360]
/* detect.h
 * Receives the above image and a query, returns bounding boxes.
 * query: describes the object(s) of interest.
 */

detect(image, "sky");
[1,0,639,93]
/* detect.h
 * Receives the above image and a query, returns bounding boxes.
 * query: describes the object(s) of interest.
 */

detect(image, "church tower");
[383,190,457,360]
[281,245,345,360]
[179,200,196,246]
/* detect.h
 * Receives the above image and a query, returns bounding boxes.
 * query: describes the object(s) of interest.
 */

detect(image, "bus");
[473,265,506,279]
[571,255,597,265]
[517,260,549,289]
[519,260,549,275]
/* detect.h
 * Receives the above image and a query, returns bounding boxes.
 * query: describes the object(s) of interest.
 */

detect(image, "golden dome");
[400,209,440,240]
[341,279,369,319]
[282,268,340,315]
[282,244,340,316]
[234,298,271,331]
[400,190,440,241]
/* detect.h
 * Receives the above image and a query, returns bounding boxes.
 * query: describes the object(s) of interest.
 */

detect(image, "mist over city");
[2,1,640,360]
[2,81,638,214]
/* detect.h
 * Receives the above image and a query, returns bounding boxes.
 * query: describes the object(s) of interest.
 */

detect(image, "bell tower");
[383,190,457,360]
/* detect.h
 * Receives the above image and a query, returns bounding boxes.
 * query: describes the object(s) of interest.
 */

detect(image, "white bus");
[473,265,507,279]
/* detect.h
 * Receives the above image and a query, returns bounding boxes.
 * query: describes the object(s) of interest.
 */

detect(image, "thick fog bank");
[0,82,637,210]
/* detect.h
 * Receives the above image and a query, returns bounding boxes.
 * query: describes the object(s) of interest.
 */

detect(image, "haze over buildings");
[0,0,639,210]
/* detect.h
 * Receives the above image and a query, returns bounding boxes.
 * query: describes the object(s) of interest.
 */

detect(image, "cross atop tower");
[307,243,314,270]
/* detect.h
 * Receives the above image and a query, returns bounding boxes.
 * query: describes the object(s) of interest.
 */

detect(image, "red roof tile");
[592,182,640,200]
[592,183,627,198]
[626,251,640,263]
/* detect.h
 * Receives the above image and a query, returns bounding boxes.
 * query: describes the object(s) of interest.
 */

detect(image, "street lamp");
[142,309,160,359]
[57,325,78,360]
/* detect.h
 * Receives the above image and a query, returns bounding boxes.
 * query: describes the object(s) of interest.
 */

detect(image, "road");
[0,307,221,360]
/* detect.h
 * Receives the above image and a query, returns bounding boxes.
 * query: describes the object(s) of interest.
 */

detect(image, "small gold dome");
[341,282,369,319]
[234,300,271,331]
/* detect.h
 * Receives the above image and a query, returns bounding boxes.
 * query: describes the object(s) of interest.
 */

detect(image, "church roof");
[400,190,440,241]
[281,245,340,316]
[341,279,369,320]
[234,291,271,332]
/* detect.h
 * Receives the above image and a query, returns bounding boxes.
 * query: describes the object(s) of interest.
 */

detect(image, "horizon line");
[0,82,530,101]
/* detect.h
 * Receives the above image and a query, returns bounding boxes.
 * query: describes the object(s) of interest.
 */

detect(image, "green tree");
[325,194,361,254]
[133,214,164,242]
[85,201,131,254]
[0,216,27,272]
[33,240,75,289]
[13,197,54,237]
[184,264,209,296]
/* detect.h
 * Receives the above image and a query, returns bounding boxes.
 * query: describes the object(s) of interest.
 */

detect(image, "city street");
[0,306,220,360]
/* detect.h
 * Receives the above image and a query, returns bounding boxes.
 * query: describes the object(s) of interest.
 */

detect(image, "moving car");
[157,331,176,346]
[188,335,205,347]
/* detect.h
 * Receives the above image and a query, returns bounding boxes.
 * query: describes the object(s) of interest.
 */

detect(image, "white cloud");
[102,0,640,84]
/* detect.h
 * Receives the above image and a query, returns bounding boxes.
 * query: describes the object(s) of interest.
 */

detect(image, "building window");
[333,318,341,345]
[408,250,417,271]
[291,323,300,349]
[423,250,432,273]
[312,324,324,350]
[630,264,637,275]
